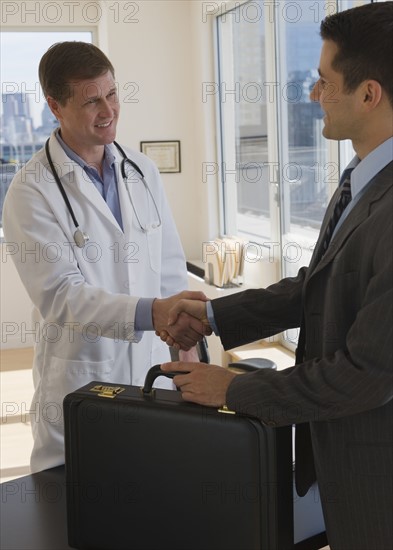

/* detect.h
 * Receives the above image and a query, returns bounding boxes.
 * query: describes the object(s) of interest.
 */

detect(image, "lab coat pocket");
[146,225,162,273]
[41,356,114,425]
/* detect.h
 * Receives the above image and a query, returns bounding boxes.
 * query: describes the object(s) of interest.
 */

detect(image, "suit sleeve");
[225,216,393,424]
[211,266,307,350]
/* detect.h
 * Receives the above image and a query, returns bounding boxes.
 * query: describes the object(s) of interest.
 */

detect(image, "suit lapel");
[307,163,393,282]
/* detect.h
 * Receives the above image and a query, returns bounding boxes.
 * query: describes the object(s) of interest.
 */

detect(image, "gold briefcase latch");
[218,405,236,415]
[90,385,125,399]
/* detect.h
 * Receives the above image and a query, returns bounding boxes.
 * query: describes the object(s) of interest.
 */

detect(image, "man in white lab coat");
[3,42,201,473]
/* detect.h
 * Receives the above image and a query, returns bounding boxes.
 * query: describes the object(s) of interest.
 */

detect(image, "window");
[0,31,93,231]
[216,0,370,348]
[217,1,274,243]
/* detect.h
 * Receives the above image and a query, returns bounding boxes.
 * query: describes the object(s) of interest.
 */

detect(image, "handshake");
[152,291,212,351]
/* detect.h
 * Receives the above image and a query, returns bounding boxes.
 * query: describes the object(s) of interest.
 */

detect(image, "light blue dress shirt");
[207,137,393,335]
[331,137,393,238]
[55,130,123,230]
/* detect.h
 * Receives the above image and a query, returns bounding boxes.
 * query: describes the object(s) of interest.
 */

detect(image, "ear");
[361,80,383,111]
[46,96,63,121]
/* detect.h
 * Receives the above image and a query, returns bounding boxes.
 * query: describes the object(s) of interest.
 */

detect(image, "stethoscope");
[44,139,162,248]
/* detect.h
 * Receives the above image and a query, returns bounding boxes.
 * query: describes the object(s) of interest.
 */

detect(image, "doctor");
[3,41,203,473]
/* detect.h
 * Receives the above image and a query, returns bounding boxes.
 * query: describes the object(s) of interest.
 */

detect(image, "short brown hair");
[39,42,115,105]
[320,2,393,107]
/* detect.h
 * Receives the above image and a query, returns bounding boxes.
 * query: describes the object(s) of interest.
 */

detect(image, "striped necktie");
[321,170,353,255]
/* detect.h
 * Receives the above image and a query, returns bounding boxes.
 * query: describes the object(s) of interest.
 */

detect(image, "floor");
[0,347,35,483]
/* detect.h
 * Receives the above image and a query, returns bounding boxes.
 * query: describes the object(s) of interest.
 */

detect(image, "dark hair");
[39,42,115,105]
[320,1,393,107]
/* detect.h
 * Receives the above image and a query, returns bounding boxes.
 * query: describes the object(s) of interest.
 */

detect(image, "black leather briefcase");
[63,365,320,550]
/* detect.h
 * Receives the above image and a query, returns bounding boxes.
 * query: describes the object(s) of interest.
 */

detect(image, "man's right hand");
[152,292,212,351]
[156,297,212,350]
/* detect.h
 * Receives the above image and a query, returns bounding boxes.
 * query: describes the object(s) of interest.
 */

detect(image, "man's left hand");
[161,362,239,407]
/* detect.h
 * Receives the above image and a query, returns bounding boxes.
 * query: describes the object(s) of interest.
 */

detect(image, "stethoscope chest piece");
[74,229,90,248]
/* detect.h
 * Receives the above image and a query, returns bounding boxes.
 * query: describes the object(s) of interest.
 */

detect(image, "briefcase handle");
[142,357,277,394]
[142,364,186,395]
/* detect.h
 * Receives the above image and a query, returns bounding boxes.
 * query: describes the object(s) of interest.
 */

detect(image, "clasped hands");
[152,290,211,351]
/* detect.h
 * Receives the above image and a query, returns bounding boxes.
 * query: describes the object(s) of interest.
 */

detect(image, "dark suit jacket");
[212,162,393,550]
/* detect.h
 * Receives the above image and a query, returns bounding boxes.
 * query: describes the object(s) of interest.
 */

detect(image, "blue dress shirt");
[332,137,393,239]
[55,130,123,230]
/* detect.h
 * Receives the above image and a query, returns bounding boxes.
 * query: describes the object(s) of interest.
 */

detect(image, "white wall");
[105,0,220,258]
[1,0,220,347]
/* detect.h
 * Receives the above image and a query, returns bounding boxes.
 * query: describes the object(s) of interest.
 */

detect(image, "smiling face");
[47,70,119,162]
[310,40,363,142]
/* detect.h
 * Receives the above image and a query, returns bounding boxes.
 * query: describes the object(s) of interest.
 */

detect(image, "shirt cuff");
[135,298,155,331]
[206,301,220,336]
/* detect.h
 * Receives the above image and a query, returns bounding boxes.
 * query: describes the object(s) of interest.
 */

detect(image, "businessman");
[160,3,393,549]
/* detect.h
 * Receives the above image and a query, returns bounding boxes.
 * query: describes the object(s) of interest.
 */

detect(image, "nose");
[310,80,320,103]
[99,98,115,118]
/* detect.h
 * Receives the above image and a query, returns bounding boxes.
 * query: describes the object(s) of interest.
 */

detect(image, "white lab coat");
[3,131,188,472]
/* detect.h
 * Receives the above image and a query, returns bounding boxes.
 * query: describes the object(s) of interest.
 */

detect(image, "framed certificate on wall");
[140,140,181,173]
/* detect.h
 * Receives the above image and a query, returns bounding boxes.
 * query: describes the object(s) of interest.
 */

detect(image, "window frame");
[214,0,364,352]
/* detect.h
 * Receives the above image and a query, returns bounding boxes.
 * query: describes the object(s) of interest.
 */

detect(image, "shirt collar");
[55,129,116,171]
[346,136,393,199]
